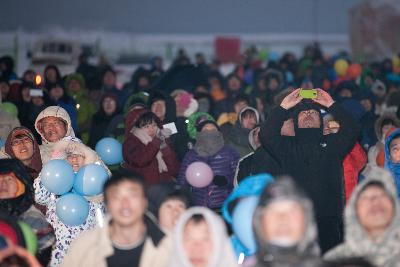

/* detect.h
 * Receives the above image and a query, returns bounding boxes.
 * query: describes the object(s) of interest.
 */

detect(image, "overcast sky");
[1,0,361,34]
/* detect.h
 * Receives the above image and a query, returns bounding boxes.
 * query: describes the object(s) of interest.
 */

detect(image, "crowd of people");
[1,43,400,266]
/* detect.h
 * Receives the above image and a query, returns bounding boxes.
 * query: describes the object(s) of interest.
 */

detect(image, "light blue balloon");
[268,51,280,62]
[0,139,4,148]
[95,138,123,165]
[56,193,89,226]
[41,159,74,195]
[232,196,259,254]
[74,164,109,196]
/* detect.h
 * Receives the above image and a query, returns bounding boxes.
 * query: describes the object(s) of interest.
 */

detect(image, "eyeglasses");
[11,137,33,146]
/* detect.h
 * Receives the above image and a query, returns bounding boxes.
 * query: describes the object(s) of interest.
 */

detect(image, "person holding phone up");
[260,88,360,253]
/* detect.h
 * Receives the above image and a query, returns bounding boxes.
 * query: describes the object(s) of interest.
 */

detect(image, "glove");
[213,175,228,187]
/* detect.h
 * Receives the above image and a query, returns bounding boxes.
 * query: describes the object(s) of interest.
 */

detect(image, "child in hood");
[34,137,110,266]
[169,207,239,267]
[384,128,400,197]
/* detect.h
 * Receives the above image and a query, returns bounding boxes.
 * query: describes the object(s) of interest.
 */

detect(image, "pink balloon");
[185,162,214,188]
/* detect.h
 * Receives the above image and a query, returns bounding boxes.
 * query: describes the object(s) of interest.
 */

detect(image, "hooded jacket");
[65,73,96,141]
[0,159,55,257]
[368,114,400,166]
[260,101,359,253]
[4,127,42,179]
[34,106,75,164]
[88,93,121,149]
[122,108,180,186]
[34,138,108,267]
[177,129,240,210]
[169,207,239,267]
[251,178,322,267]
[222,174,274,258]
[384,128,400,197]
[324,165,400,266]
[227,107,261,157]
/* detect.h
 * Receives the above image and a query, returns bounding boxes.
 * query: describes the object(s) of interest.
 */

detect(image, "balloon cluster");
[334,59,362,79]
[95,138,123,165]
[41,159,109,226]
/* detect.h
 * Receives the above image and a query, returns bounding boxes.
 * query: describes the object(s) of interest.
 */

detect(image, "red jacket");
[343,142,367,202]
[122,109,180,186]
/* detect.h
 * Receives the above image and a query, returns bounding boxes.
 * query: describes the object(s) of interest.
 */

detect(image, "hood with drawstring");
[252,178,321,267]
[169,207,239,267]
[222,174,274,257]
[384,128,400,197]
[34,106,75,164]
[324,165,400,266]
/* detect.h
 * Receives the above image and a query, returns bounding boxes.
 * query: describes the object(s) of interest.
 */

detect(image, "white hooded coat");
[34,138,110,267]
[169,207,239,267]
[35,106,75,164]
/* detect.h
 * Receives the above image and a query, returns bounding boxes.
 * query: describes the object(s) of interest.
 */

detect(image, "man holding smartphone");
[260,88,360,253]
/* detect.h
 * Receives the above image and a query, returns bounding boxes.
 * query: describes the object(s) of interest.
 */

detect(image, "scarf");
[132,127,168,173]
[194,131,225,157]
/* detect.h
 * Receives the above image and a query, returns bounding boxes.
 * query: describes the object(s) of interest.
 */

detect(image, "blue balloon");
[74,164,109,196]
[56,193,89,226]
[41,160,74,195]
[95,138,123,165]
[268,51,280,62]
[232,196,259,254]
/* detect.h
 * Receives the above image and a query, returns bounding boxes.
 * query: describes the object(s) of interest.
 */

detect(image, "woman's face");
[21,87,31,102]
[11,136,34,162]
[102,97,117,116]
[142,122,158,139]
[45,68,58,83]
[50,86,64,100]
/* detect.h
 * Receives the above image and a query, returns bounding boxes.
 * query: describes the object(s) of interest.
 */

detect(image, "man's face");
[11,136,34,162]
[356,185,394,238]
[390,137,400,164]
[158,199,187,231]
[339,89,352,98]
[297,110,321,129]
[281,119,295,136]
[151,100,166,121]
[39,116,67,143]
[241,114,257,129]
[106,181,147,227]
[0,173,19,199]
[66,154,85,172]
[261,200,306,246]
[183,220,213,267]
